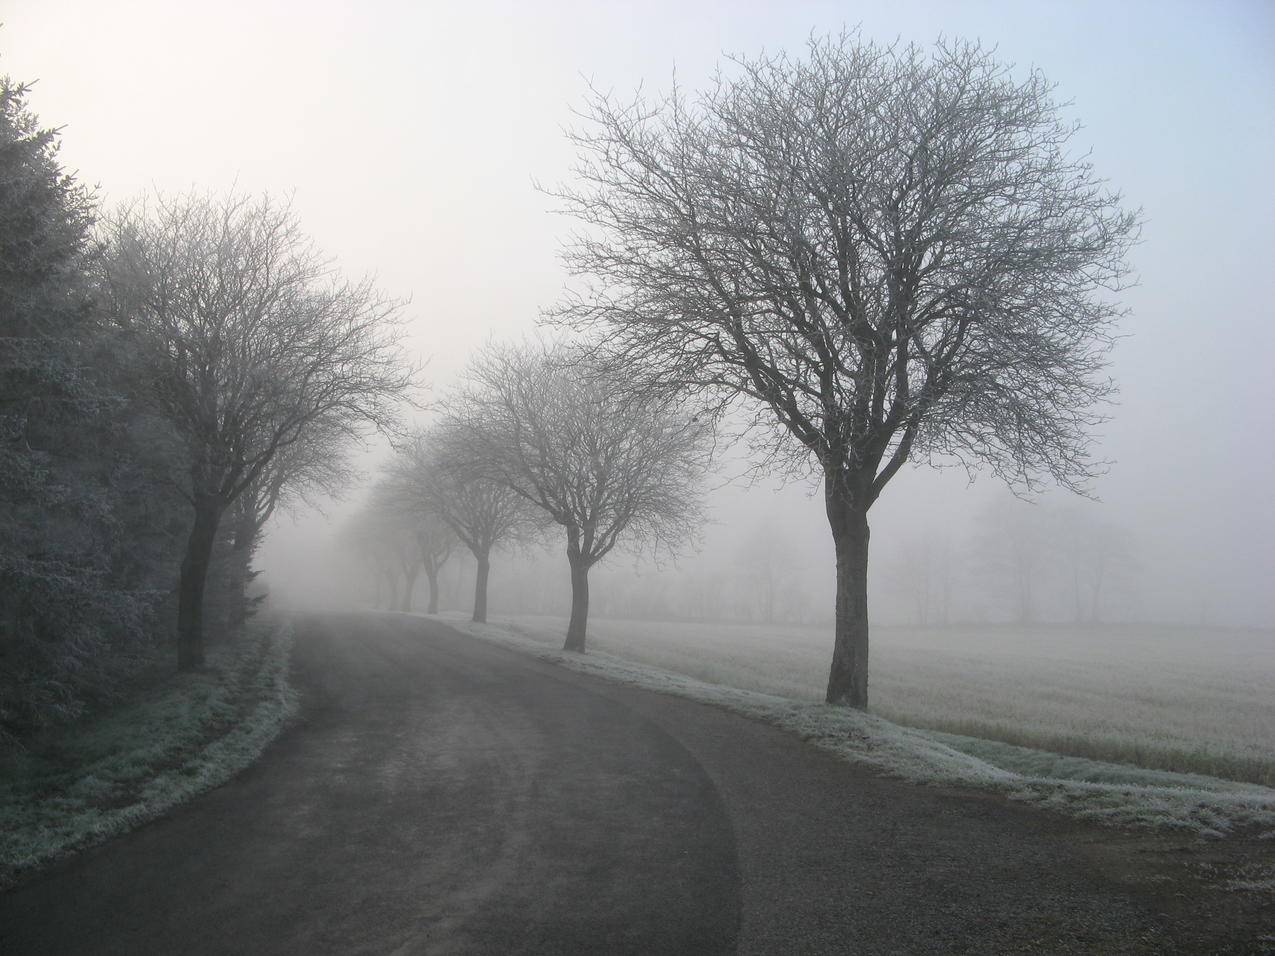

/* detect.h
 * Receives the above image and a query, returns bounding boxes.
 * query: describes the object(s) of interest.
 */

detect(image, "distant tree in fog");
[886,531,954,627]
[445,342,710,651]
[342,484,417,610]
[217,416,357,631]
[410,512,457,616]
[381,457,458,615]
[550,34,1140,706]
[975,499,1047,624]
[1054,504,1135,624]
[738,523,795,625]
[971,497,1137,625]
[99,192,414,669]
[392,429,532,623]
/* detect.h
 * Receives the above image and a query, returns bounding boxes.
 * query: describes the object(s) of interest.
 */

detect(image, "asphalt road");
[0,614,1266,954]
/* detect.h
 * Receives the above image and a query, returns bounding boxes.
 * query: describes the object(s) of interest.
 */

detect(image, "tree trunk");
[177,494,224,671]
[472,551,490,623]
[425,567,440,614]
[564,555,590,652]
[824,481,870,708]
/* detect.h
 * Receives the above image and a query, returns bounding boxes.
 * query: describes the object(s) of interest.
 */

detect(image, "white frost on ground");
[438,614,1275,839]
[492,614,1275,785]
[0,620,298,886]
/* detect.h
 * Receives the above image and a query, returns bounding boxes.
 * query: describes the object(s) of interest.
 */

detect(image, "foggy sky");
[5,0,1273,626]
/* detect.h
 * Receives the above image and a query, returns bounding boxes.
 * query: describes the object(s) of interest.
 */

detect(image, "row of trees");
[9,28,1139,723]
[345,34,1137,709]
[347,341,712,650]
[965,499,1133,626]
[343,494,1138,630]
[1,72,412,741]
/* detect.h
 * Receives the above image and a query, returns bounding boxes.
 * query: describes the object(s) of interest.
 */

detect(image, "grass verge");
[490,615,1275,788]
[0,619,298,888]
[438,614,1275,840]
[875,710,1275,789]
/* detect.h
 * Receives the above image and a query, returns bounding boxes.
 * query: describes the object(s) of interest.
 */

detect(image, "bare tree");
[416,516,455,614]
[886,538,934,627]
[1053,503,1135,625]
[445,342,709,651]
[550,35,1139,706]
[738,521,794,625]
[341,489,417,610]
[393,429,530,623]
[885,529,956,627]
[220,416,358,631]
[974,497,1047,624]
[380,455,458,615]
[99,192,414,669]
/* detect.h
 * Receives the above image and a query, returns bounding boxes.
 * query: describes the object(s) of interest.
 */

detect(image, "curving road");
[0,614,1264,954]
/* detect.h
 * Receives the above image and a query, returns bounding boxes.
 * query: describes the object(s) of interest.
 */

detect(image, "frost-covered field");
[0,620,297,887]
[437,614,1275,837]
[490,616,1275,788]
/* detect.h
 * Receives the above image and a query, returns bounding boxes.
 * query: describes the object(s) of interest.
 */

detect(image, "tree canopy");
[443,341,710,649]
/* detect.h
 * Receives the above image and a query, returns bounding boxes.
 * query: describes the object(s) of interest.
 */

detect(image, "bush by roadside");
[0,618,297,888]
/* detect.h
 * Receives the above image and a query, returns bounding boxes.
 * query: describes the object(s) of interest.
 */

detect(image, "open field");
[496,616,1275,788]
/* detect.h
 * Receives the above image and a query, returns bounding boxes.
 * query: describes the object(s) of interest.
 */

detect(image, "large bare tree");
[445,342,709,651]
[100,192,413,669]
[550,35,1140,706]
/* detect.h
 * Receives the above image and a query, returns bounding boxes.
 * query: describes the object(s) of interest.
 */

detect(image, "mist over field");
[93,12,1275,633]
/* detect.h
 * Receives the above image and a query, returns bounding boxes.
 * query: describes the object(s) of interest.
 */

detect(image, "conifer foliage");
[0,77,165,738]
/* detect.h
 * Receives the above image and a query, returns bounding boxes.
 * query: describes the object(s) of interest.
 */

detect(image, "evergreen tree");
[0,76,180,738]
